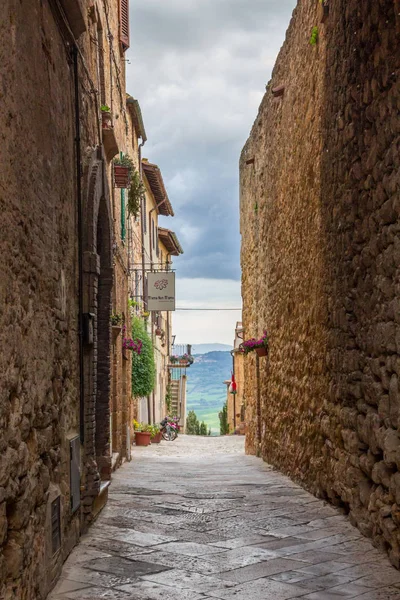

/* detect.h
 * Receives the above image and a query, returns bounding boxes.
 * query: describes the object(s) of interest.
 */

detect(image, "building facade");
[0,0,146,597]
[240,0,400,567]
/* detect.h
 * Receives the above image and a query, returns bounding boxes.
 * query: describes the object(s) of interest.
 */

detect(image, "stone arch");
[81,147,113,516]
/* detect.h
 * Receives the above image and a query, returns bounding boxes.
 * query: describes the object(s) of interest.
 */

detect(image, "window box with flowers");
[113,155,135,189]
[111,312,123,341]
[240,331,268,357]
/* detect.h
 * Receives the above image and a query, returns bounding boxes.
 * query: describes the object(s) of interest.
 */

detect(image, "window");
[51,497,61,555]
[143,196,147,233]
[119,0,130,51]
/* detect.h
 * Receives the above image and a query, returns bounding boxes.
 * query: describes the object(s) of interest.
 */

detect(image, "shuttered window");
[119,0,130,51]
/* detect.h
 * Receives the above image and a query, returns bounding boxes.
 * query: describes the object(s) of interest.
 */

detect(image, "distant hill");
[186,351,232,435]
[192,343,232,354]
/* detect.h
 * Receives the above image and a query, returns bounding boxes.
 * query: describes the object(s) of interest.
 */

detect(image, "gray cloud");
[126,0,296,281]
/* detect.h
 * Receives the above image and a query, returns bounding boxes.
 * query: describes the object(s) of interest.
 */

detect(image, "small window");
[51,497,61,555]
[143,196,147,233]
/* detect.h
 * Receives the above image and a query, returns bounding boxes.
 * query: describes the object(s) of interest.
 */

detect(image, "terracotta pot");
[151,432,162,444]
[155,328,162,336]
[255,346,268,357]
[114,165,130,188]
[101,111,112,129]
[134,431,151,446]
[112,325,121,342]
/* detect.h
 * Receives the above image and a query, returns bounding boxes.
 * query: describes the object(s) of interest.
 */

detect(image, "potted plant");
[101,104,112,129]
[113,155,135,189]
[150,424,162,444]
[240,331,269,357]
[133,420,152,446]
[170,355,179,364]
[111,312,122,326]
[183,353,194,365]
[111,312,122,341]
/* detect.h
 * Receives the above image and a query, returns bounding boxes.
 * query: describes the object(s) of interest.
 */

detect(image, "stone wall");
[0,2,80,597]
[0,0,135,597]
[240,0,400,567]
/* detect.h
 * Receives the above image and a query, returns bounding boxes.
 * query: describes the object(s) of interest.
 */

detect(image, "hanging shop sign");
[147,272,176,311]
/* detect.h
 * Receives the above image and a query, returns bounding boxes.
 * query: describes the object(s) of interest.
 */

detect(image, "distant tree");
[219,402,229,435]
[195,420,200,435]
[186,410,199,435]
[208,428,211,436]
[200,421,207,436]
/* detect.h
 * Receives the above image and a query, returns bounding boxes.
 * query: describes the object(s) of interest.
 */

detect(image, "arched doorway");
[95,197,112,481]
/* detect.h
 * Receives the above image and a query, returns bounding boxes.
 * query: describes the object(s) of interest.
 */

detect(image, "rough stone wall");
[240,0,400,567]
[0,0,133,597]
[0,2,80,597]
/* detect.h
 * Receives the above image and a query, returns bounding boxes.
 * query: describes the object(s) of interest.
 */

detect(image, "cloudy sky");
[126,0,296,345]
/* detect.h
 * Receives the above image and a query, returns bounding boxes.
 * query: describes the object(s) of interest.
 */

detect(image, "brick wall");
[240,0,400,567]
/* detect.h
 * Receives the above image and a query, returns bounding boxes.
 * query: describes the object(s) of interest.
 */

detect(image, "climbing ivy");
[131,316,156,397]
[309,26,319,45]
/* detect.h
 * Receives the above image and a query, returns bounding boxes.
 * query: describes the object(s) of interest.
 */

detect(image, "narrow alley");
[50,437,400,600]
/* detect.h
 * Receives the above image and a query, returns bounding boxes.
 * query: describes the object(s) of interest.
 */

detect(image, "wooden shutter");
[120,0,130,51]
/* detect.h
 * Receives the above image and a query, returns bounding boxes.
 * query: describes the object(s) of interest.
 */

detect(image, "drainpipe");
[73,46,85,443]
[230,349,236,431]
[138,140,147,311]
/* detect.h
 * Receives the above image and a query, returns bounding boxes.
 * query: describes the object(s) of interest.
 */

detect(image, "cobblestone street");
[49,437,400,600]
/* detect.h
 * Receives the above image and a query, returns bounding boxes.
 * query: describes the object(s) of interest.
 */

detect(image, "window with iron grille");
[119,0,130,51]
[51,497,61,555]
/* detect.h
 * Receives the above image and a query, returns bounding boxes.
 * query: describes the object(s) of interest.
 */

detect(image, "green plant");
[309,26,318,45]
[200,421,207,436]
[133,420,151,433]
[150,424,160,437]
[129,299,141,312]
[186,410,200,435]
[114,154,135,172]
[165,384,172,413]
[219,403,229,435]
[110,312,122,326]
[101,104,111,112]
[131,316,156,397]
[239,331,268,355]
[128,169,145,218]
[254,202,258,212]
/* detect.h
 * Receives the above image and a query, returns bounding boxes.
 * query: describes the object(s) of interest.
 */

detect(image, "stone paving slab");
[48,436,400,600]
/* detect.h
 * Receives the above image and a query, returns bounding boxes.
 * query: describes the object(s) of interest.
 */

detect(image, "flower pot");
[101,111,112,129]
[255,346,268,357]
[114,165,130,188]
[151,432,162,444]
[134,431,151,446]
[155,328,162,336]
[112,325,121,342]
